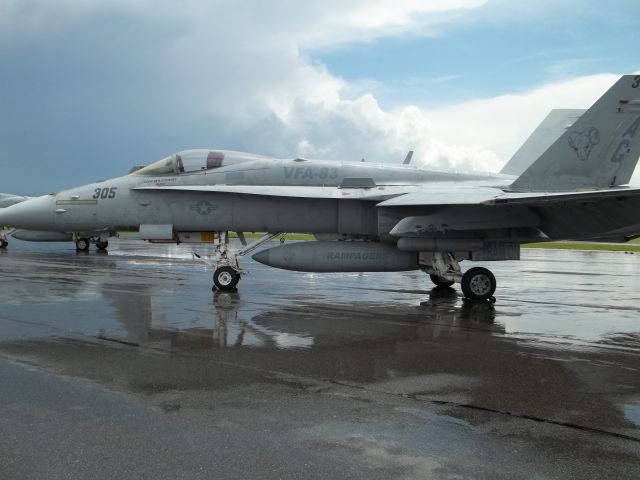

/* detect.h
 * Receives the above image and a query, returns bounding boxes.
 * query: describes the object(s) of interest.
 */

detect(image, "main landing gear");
[460,267,496,302]
[423,252,497,302]
[194,232,282,291]
[74,234,110,252]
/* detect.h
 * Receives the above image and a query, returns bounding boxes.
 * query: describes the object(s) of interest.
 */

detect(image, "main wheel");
[96,240,109,251]
[461,267,496,301]
[75,238,90,252]
[213,266,240,291]
[0,239,8,248]
[429,274,454,288]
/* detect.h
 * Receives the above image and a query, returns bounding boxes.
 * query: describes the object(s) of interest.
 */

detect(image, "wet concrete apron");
[1,239,639,479]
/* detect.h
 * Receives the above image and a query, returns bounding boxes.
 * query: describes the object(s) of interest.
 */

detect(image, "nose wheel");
[213,266,240,291]
[194,231,282,291]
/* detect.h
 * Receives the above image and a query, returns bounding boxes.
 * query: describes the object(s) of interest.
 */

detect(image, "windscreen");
[131,155,178,176]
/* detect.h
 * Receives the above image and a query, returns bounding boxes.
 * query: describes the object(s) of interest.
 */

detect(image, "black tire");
[75,238,90,252]
[429,274,454,288]
[0,240,8,249]
[213,266,240,290]
[96,240,109,251]
[461,267,496,301]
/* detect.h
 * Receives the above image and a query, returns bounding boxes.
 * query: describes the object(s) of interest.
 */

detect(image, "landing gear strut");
[194,231,282,291]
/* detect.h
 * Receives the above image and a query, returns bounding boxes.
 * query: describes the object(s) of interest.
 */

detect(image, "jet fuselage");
[1,152,513,238]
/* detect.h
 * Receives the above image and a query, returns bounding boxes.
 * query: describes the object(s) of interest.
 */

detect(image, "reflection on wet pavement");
[1,239,640,478]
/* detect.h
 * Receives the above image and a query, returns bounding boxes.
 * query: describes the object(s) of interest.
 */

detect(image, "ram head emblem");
[568,127,600,162]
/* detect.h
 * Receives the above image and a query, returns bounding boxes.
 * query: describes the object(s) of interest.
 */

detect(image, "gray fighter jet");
[0,109,576,248]
[2,75,640,301]
[0,111,577,250]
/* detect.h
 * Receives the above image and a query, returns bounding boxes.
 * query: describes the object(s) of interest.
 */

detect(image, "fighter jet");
[0,110,576,252]
[2,75,640,301]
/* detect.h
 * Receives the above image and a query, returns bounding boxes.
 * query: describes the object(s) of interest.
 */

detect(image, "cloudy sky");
[1,0,639,194]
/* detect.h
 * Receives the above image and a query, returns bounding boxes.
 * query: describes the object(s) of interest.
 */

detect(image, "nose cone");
[0,195,55,230]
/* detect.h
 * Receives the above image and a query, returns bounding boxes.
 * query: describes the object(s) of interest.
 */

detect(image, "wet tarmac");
[1,238,639,479]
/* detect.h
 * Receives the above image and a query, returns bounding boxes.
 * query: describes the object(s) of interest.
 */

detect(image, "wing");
[377,186,640,207]
[133,184,425,201]
[134,183,640,240]
[378,185,640,241]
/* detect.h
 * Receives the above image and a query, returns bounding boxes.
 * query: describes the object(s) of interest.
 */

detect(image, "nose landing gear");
[193,232,282,291]
[74,234,111,252]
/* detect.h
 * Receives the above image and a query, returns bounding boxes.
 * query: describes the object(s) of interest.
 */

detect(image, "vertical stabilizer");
[500,109,584,176]
[510,75,640,192]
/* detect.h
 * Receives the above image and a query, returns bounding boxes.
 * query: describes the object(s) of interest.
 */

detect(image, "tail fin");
[500,109,584,176]
[510,75,640,192]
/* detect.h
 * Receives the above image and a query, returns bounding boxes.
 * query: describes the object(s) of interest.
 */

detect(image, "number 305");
[93,187,117,199]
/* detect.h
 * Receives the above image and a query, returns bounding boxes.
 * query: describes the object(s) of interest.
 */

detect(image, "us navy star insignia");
[190,200,217,215]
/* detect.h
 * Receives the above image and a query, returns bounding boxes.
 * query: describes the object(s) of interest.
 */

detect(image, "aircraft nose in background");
[0,195,55,230]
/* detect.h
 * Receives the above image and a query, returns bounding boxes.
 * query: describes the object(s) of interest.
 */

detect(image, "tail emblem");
[568,127,600,162]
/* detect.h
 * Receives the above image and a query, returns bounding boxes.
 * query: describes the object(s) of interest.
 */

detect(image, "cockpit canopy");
[132,149,266,176]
